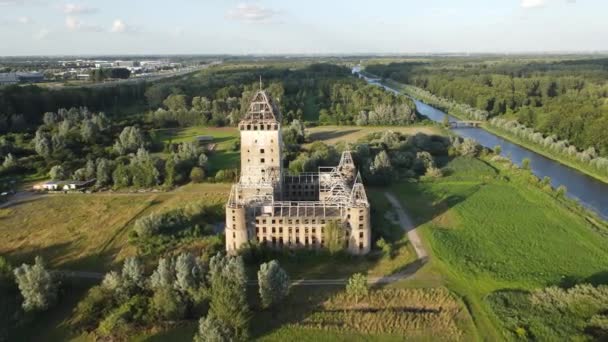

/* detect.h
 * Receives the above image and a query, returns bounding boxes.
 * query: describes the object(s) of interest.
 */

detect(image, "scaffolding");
[227,151,369,215]
[240,90,281,124]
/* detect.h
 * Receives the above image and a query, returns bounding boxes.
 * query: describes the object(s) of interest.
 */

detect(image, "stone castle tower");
[226,90,371,255]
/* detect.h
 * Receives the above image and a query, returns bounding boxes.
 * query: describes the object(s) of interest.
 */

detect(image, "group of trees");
[70,253,290,341]
[88,68,131,82]
[367,59,608,157]
[288,130,480,187]
[489,117,608,176]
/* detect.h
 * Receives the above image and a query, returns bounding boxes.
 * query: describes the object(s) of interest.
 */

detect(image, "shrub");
[346,273,368,304]
[190,167,205,183]
[151,287,186,321]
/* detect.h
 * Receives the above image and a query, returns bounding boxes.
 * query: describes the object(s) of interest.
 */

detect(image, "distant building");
[16,72,44,83]
[0,73,19,86]
[94,62,113,68]
[113,60,136,67]
[1,72,44,85]
[33,179,95,192]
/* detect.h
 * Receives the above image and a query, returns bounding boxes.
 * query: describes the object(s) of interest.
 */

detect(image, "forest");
[366,58,608,157]
[0,62,418,190]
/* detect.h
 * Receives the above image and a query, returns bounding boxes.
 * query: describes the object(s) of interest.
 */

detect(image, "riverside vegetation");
[366,57,608,182]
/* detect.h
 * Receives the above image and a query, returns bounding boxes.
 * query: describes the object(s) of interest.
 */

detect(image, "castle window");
[260,149,265,153]
[274,124,278,129]
[359,224,363,229]
[247,125,251,130]
[263,227,266,233]
[296,228,299,234]
[359,216,364,220]
[267,125,271,130]
[256,219,259,224]
[359,232,364,238]
[279,227,283,233]
[272,219,276,224]
[347,214,351,219]
[256,227,259,233]
[272,227,276,233]
[359,242,364,250]
[312,228,316,234]
[232,210,235,213]
[261,158,265,163]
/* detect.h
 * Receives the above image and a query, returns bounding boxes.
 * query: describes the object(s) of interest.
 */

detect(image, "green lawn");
[392,156,608,339]
[152,126,240,174]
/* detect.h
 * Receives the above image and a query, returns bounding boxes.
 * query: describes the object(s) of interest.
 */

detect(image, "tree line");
[367,59,608,157]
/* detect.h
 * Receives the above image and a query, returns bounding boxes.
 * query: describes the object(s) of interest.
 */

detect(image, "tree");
[13,256,58,311]
[522,158,531,170]
[324,220,345,254]
[346,273,368,304]
[376,238,392,256]
[194,312,233,342]
[96,158,112,187]
[114,126,146,155]
[163,94,188,112]
[190,167,205,183]
[150,256,176,289]
[2,153,17,169]
[121,257,144,290]
[257,260,290,309]
[151,287,186,321]
[49,165,67,181]
[164,157,176,187]
[494,145,502,155]
[174,252,199,293]
[112,162,131,188]
[208,253,249,341]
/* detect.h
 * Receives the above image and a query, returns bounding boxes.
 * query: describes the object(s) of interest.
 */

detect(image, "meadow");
[306,125,440,145]
[0,183,230,272]
[152,126,240,174]
[394,156,608,339]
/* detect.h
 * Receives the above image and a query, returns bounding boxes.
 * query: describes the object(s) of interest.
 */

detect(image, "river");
[357,70,608,220]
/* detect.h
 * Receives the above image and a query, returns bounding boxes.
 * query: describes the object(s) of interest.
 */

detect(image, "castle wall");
[239,125,282,184]
[225,206,247,254]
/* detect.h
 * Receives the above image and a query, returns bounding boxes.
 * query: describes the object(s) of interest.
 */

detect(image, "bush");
[190,166,205,183]
[151,287,186,321]
[346,273,368,303]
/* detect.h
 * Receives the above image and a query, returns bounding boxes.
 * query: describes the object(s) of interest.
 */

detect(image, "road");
[55,191,427,287]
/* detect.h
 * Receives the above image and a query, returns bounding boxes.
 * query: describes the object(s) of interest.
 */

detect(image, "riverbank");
[377,77,608,185]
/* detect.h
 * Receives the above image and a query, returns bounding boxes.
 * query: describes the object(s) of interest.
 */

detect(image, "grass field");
[152,126,240,173]
[0,183,230,272]
[306,125,441,146]
[392,156,608,339]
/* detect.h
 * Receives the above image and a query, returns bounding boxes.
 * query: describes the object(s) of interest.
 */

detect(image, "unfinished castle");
[225,90,371,255]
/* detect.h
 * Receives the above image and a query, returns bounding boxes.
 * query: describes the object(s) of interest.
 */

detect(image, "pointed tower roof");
[241,90,281,124]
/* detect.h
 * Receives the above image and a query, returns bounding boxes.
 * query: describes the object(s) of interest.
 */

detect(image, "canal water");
[360,73,608,220]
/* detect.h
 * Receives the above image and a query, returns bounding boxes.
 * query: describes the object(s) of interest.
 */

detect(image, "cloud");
[0,0,46,5]
[65,15,102,32]
[63,3,97,15]
[17,16,30,24]
[111,19,130,33]
[226,3,279,23]
[33,28,49,39]
[521,0,545,8]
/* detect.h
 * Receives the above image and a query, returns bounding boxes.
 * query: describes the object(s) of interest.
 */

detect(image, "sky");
[0,0,606,56]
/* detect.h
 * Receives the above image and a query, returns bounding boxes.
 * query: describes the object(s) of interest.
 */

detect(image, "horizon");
[1,0,607,56]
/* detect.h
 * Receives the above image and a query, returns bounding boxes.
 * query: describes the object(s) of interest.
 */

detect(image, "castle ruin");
[225,90,371,255]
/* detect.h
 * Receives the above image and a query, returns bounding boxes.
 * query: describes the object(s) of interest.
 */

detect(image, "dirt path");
[384,192,429,260]
[57,192,427,286]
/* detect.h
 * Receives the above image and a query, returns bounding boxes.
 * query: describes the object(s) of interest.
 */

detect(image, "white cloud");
[33,28,49,39]
[63,3,97,15]
[17,16,30,24]
[111,19,127,33]
[521,0,545,8]
[65,15,102,32]
[226,3,279,23]
[0,0,46,5]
